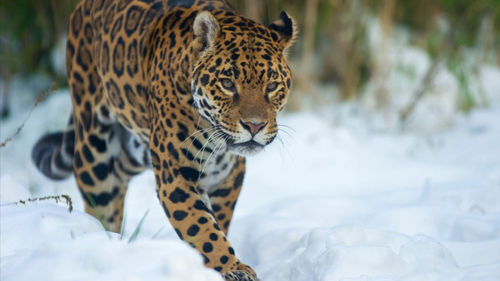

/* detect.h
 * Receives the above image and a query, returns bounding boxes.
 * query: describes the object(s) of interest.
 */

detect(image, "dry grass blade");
[0,83,57,149]
[128,209,150,243]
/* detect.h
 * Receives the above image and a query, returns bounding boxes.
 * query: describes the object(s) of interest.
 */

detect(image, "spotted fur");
[32,0,295,280]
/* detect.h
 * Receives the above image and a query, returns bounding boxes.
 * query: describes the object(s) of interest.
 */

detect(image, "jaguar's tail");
[31,116,75,180]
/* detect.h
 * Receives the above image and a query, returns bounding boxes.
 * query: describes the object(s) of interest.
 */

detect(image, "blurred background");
[1,0,499,131]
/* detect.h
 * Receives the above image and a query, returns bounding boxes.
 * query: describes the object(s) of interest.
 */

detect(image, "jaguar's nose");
[240,120,267,137]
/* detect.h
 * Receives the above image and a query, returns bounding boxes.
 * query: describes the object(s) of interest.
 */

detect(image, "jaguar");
[32,0,296,279]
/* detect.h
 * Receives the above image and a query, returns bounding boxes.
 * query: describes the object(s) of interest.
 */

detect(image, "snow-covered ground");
[1,76,500,281]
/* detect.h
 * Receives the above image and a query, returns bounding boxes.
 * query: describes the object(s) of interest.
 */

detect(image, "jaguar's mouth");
[230,140,264,149]
[228,140,265,156]
[215,125,268,156]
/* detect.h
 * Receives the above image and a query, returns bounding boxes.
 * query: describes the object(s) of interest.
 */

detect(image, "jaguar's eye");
[220,79,235,91]
[266,82,279,92]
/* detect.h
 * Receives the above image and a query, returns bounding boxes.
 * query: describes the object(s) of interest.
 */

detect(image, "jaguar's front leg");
[209,157,246,235]
[150,126,257,280]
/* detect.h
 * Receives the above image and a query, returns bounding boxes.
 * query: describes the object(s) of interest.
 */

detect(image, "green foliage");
[448,58,476,112]
[393,0,500,47]
[0,0,78,79]
[440,0,500,46]
[426,29,443,59]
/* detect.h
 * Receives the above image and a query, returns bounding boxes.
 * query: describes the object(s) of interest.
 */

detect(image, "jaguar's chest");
[197,151,236,193]
[122,133,236,192]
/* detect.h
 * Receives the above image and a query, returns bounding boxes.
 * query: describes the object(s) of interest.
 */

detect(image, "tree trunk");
[373,0,395,109]
[299,0,318,89]
[290,0,318,110]
[244,0,262,23]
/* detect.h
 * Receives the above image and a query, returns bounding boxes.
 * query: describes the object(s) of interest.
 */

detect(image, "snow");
[1,76,500,280]
[1,204,222,281]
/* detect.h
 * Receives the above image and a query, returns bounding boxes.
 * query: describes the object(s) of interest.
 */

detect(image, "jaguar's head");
[191,11,296,156]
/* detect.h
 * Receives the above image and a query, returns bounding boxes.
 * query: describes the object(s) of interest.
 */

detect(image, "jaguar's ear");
[268,11,297,50]
[193,11,220,54]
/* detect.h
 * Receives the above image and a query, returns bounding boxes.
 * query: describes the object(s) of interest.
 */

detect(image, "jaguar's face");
[191,11,296,156]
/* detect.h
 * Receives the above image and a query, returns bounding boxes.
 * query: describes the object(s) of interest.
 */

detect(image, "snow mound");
[0,204,222,281]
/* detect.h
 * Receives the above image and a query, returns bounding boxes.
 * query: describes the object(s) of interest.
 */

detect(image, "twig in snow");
[399,28,456,126]
[399,58,442,123]
[0,83,57,149]
[1,194,73,212]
